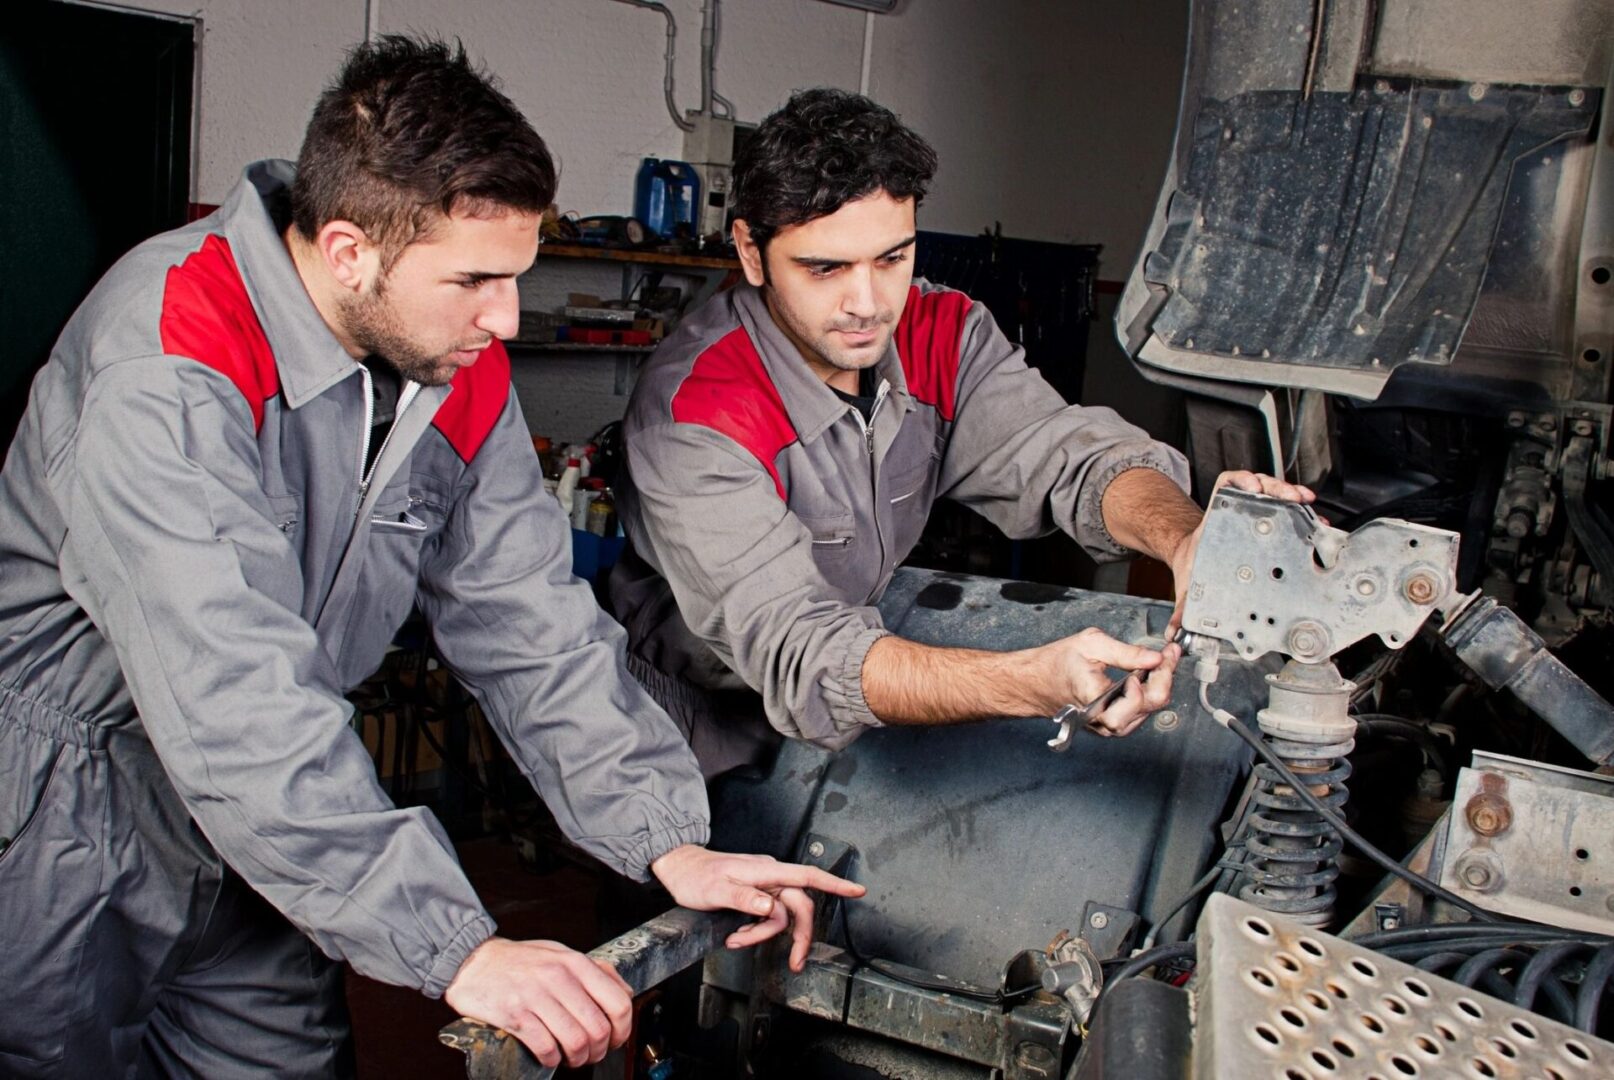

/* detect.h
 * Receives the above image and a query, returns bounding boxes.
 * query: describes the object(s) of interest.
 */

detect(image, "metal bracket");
[1180,489,1458,662]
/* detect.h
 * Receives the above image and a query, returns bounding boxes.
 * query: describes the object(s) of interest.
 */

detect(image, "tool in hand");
[1046,630,1192,752]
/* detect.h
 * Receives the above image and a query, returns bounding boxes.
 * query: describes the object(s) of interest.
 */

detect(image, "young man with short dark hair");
[0,38,857,1078]
[610,88,1311,775]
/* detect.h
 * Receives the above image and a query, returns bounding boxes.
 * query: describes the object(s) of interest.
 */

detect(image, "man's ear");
[315,219,381,293]
[732,219,767,288]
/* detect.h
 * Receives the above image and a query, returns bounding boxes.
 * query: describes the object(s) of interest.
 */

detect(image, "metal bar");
[440,907,743,1080]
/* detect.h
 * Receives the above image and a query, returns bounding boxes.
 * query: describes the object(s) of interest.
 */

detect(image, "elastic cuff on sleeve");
[421,912,499,999]
[626,818,712,883]
[1083,448,1192,557]
[836,625,892,730]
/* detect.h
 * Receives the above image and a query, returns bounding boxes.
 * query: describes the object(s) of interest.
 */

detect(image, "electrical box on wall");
[682,114,756,242]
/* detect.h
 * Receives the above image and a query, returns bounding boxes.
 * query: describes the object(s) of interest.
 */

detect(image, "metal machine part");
[1192,893,1614,1080]
[1439,752,1614,937]
[1441,594,1614,766]
[440,908,742,1080]
[1181,490,1460,925]
[1180,488,1459,664]
[1242,660,1356,925]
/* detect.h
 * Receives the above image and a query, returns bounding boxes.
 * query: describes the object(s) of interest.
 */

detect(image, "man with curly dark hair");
[0,40,859,1078]
[610,89,1311,776]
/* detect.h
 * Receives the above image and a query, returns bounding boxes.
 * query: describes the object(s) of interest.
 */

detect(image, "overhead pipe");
[611,0,695,131]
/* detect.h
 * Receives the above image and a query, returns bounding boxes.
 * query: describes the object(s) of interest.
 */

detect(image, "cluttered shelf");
[538,241,739,271]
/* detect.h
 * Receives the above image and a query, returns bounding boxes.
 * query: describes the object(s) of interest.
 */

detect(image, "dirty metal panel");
[1181,488,1459,662]
[712,567,1264,990]
[1437,756,1614,936]
[1194,893,1614,1079]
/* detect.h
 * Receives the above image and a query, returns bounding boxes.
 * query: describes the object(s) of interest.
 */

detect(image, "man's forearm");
[861,634,1046,725]
[1099,466,1202,564]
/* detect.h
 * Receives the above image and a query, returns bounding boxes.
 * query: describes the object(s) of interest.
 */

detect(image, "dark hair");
[731,88,938,251]
[291,35,556,263]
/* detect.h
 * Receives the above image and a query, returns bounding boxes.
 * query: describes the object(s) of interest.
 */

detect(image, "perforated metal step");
[1194,893,1614,1080]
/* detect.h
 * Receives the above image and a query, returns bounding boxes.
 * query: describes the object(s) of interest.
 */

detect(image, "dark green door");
[0,0,194,449]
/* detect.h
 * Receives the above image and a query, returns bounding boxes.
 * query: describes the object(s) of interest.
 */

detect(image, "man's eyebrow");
[790,236,917,268]
[450,270,518,283]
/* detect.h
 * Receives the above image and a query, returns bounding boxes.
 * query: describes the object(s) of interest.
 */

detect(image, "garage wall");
[105,0,1189,445]
[110,0,1187,273]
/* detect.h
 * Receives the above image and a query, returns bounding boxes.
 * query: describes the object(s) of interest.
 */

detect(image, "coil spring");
[1240,734,1354,925]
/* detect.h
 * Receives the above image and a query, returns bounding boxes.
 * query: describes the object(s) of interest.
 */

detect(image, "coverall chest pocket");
[883,433,943,560]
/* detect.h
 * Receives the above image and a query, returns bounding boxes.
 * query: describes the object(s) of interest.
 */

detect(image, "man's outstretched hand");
[650,844,866,972]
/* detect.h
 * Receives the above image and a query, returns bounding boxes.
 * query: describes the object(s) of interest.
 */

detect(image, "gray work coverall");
[0,161,709,1077]
[609,280,1190,775]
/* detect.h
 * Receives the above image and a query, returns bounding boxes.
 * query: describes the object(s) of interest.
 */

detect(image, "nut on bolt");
[1465,792,1513,837]
[1405,572,1439,605]
[1286,621,1329,659]
[1454,849,1504,894]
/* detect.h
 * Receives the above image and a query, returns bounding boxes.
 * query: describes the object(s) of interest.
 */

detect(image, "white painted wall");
[114,0,1187,272]
[108,0,1190,443]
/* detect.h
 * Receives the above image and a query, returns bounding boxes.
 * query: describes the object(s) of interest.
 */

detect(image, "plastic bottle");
[586,485,616,537]
[573,477,605,530]
[555,457,581,516]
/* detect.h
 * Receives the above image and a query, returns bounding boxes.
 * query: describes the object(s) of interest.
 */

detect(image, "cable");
[1141,847,1248,951]
[1350,923,1608,949]
[1413,951,1471,973]
[1514,941,1586,1018]
[1455,947,1530,988]
[1102,942,1196,993]
[1203,683,1500,923]
[1575,944,1614,1033]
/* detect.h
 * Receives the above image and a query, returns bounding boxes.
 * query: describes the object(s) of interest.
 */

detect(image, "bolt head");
[1089,911,1109,930]
[1465,792,1513,837]
[1570,89,1587,106]
[807,841,826,858]
[1462,864,1493,888]
[1237,565,1254,582]
[1154,710,1181,732]
[1405,573,1438,605]
[1254,519,1274,536]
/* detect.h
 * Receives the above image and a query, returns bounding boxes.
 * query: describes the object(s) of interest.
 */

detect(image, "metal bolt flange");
[1405,572,1439,605]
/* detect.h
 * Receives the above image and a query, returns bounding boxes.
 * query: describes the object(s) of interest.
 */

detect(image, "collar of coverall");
[219,160,401,412]
[730,282,915,447]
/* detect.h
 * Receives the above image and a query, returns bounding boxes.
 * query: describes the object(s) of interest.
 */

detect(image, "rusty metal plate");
[1194,893,1614,1080]
[1437,752,1614,936]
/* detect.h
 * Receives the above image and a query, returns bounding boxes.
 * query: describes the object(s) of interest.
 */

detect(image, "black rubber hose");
[1351,924,1606,949]
[1454,947,1529,988]
[1575,944,1614,1034]
[1378,939,1600,963]
[1413,951,1472,973]
[1515,942,1587,1014]
[1217,708,1499,922]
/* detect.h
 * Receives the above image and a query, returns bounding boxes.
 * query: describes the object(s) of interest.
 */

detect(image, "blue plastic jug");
[634,158,701,242]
